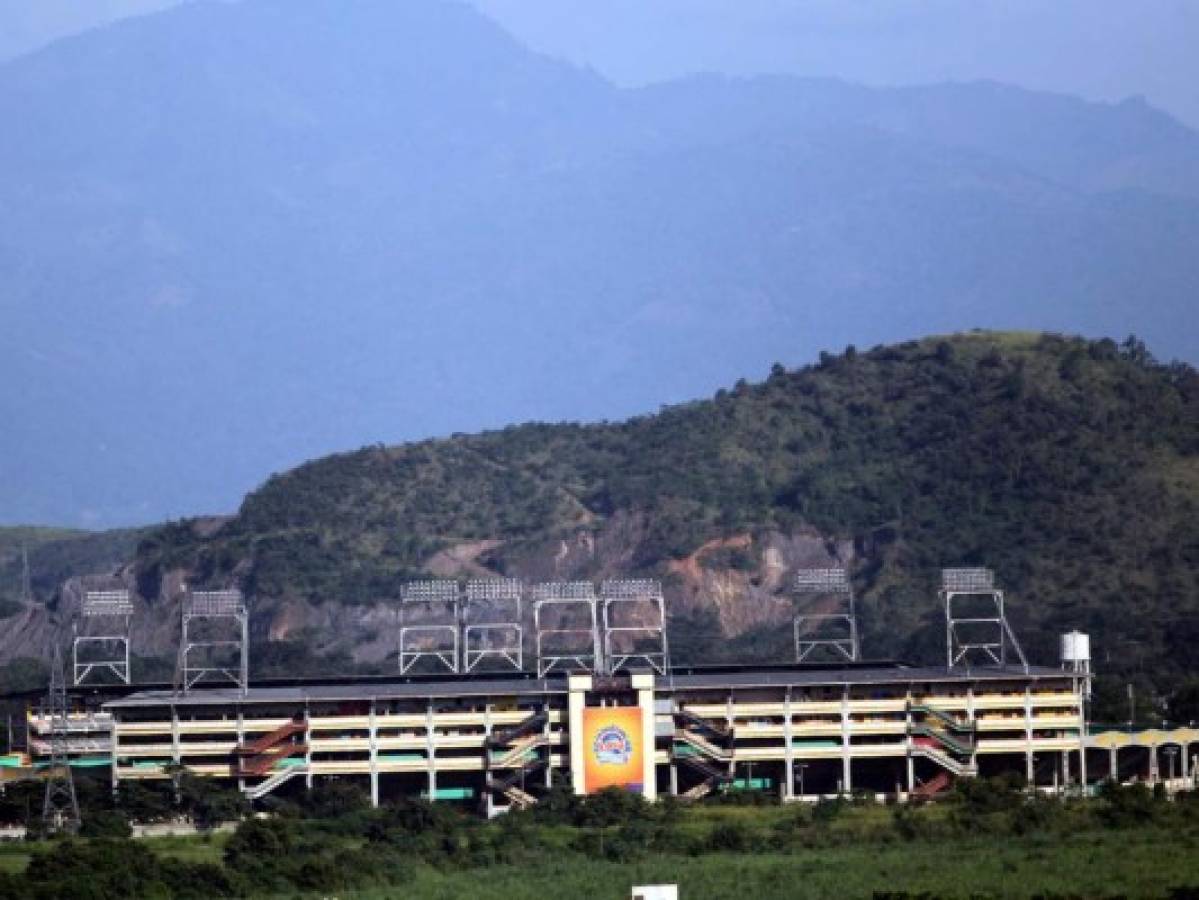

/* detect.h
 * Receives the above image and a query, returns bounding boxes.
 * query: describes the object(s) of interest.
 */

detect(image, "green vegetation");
[1,780,1199,898]
[0,772,248,836]
[130,332,1199,711]
[0,525,147,610]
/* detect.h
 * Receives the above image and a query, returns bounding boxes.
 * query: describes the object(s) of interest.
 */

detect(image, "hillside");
[93,332,1193,708]
[3,0,1199,526]
[0,526,145,612]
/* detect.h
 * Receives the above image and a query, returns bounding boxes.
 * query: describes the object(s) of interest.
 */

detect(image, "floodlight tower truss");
[600,579,669,674]
[399,580,461,674]
[793,568,860,663]
[463,578,523,672]
[176,589,249,694]
[941,568,1028,672]
[42,643,80,835]
[532,581,601,677]
[73,589,134,685]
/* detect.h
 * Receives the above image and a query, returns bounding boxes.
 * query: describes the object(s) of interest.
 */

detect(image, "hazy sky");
[2,0,1197,128]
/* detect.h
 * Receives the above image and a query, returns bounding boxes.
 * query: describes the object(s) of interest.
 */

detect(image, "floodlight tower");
[793,568,860,663]
[941,568,1028,671]
[600,579,669,674]
[73,589,134,685]
[532,581,601,677]
[175,589,249,694]
[463,578,524,672]
[42,643,80,835]
[399,580,461,674]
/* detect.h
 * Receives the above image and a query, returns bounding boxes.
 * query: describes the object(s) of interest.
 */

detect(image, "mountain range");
[3,0,1199,527]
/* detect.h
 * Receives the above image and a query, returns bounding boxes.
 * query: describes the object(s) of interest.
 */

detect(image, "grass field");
[5,793,1199,899]
[7,822,1193,899]
[0,832,228,875]
[335,830,1199,900]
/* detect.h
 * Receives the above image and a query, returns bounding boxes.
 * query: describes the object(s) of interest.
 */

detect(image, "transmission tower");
[793,568,860,662]
[941,568,1028,671]
[42,643,81,835]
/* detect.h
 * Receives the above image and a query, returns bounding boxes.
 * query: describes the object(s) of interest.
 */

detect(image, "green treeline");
[2,778,1199,899]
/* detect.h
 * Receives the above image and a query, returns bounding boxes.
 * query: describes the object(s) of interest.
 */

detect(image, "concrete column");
[305,703,314,790]
[840,685,852,794]
[567,674,592,795]
[236,707,245,793]
[904,685,914,799]
[1109,747,1118,783]
[783,688,794,801]
[483,702,493,817]
[1076,686,1088,790]
[966,684,979,775]
[168,703,183,804]
[669,763,678,797]
[426,702,436,800]
[1062,749,1071,791]
[1024,686,1034,786]
[109,713,120,798]
[368,701,379,807]
[170,705,181,767]
[543,703,553,790]
[632,671,657,800]
[726,692,735,780]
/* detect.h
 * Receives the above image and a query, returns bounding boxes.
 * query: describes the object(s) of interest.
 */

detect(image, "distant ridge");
[2,0,1199,527]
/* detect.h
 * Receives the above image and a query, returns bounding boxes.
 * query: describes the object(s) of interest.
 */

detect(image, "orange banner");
[582,706,644,794]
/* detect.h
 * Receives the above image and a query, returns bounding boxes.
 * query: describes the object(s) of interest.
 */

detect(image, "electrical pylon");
[41,643,81,835]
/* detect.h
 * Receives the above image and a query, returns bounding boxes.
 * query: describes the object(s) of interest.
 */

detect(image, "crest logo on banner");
[593,724,633,765]
[582,707,644,793]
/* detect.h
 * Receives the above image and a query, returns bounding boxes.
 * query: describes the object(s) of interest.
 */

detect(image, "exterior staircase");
[910,739,976,777]
[672,708,735,801]
[487,711,547,750]
[244,763,307,800]
[486,758,547,809]
[907,703,977,778]
[910,769,953,801]
[489,734,548,769]
[908,704,973,732]
[235,716,307,789]
[486,710,548,809]
[909,724,975,756]
[678,754,733,800]
[675,708,730,739]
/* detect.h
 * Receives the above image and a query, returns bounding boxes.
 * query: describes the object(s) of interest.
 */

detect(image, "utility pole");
[42,643,81,835]
[21,543,31,604]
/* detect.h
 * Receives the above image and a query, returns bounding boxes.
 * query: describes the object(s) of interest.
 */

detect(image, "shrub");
[79,809,132,839]
[707,820,753,853]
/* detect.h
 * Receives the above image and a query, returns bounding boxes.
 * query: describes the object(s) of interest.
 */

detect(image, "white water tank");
[1061,631,1091,665]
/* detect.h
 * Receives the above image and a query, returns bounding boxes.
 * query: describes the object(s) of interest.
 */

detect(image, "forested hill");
[129,332,1199,700]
